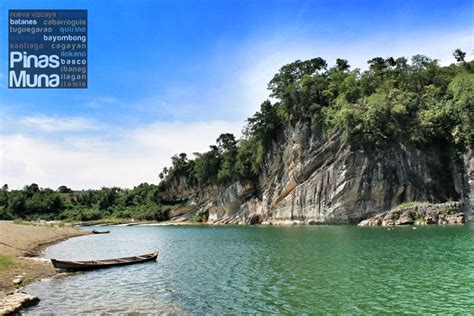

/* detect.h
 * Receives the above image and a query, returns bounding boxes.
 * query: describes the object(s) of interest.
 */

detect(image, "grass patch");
[0,255,13,270]
[190,213,204,223]
[100,217,133,223]
[190,210,208,223]
[80,217,135,226]
[13,219,37,226]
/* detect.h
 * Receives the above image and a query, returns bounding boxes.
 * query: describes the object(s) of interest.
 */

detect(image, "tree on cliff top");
[157,51,473,195]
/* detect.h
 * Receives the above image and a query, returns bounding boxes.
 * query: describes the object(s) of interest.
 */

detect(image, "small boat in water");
[92,230,110,234]
[51,251,158,271]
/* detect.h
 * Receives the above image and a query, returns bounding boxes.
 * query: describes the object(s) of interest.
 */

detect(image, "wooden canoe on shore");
[51,251,158,271]
[92,230,110,234]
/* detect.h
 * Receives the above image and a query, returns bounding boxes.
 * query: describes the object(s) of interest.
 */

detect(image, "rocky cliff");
[466,150,474,220]
[165,124,472,225]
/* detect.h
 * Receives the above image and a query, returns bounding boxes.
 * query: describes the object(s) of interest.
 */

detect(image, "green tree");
[453,49,466,63]
[58,185,72,193]
[98,187,119,211]
[448,71,474,147]
[246,100,283,146]
[268,58,327,100]
[216,133,237,152]
[336,58,350,72]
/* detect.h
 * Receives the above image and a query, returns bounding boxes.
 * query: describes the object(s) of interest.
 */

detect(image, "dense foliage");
[1,51,472,221]
[158,51,473,191]
[0,183,177,221]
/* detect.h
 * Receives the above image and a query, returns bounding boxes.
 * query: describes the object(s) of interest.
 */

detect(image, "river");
[23,223,474,314]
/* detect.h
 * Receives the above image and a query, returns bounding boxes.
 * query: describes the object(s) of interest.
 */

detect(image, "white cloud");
[19,116,102,133]
[111,27,473,124]
[148,27,471,125]
[130,96,199,121]
[0,120,242,190]
[229,27,473,115]
[1,26,471,190]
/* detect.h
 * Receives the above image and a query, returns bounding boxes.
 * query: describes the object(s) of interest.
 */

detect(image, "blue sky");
[0,0,472,189]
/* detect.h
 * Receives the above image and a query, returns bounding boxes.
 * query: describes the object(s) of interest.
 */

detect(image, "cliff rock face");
[465,149,474,219]
[166,124,472,224]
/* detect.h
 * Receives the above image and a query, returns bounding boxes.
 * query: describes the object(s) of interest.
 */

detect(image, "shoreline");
[80,217,472,227]
[77,202,471,227]
[0,221,90,314]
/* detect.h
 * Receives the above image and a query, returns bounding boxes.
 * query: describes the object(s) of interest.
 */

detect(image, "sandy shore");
[0,221,89,300]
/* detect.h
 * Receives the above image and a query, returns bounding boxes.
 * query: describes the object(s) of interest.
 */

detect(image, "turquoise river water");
[23,223,474,314]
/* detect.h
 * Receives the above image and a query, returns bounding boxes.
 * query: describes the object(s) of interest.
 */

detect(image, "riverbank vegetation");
[1,51,472,221]
[0,255,13,270]
[0,183,178,221]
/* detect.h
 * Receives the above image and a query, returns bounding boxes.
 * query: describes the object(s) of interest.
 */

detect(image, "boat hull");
[92,230,110,234]
[51,251,158,271]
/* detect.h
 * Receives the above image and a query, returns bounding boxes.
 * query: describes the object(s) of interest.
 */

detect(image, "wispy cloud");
[19,116,103,133]
[140,26,473,122]
[227,27,473,115]
[0,119,242,189]
[1,24,471,190]
[85,96,119,109]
